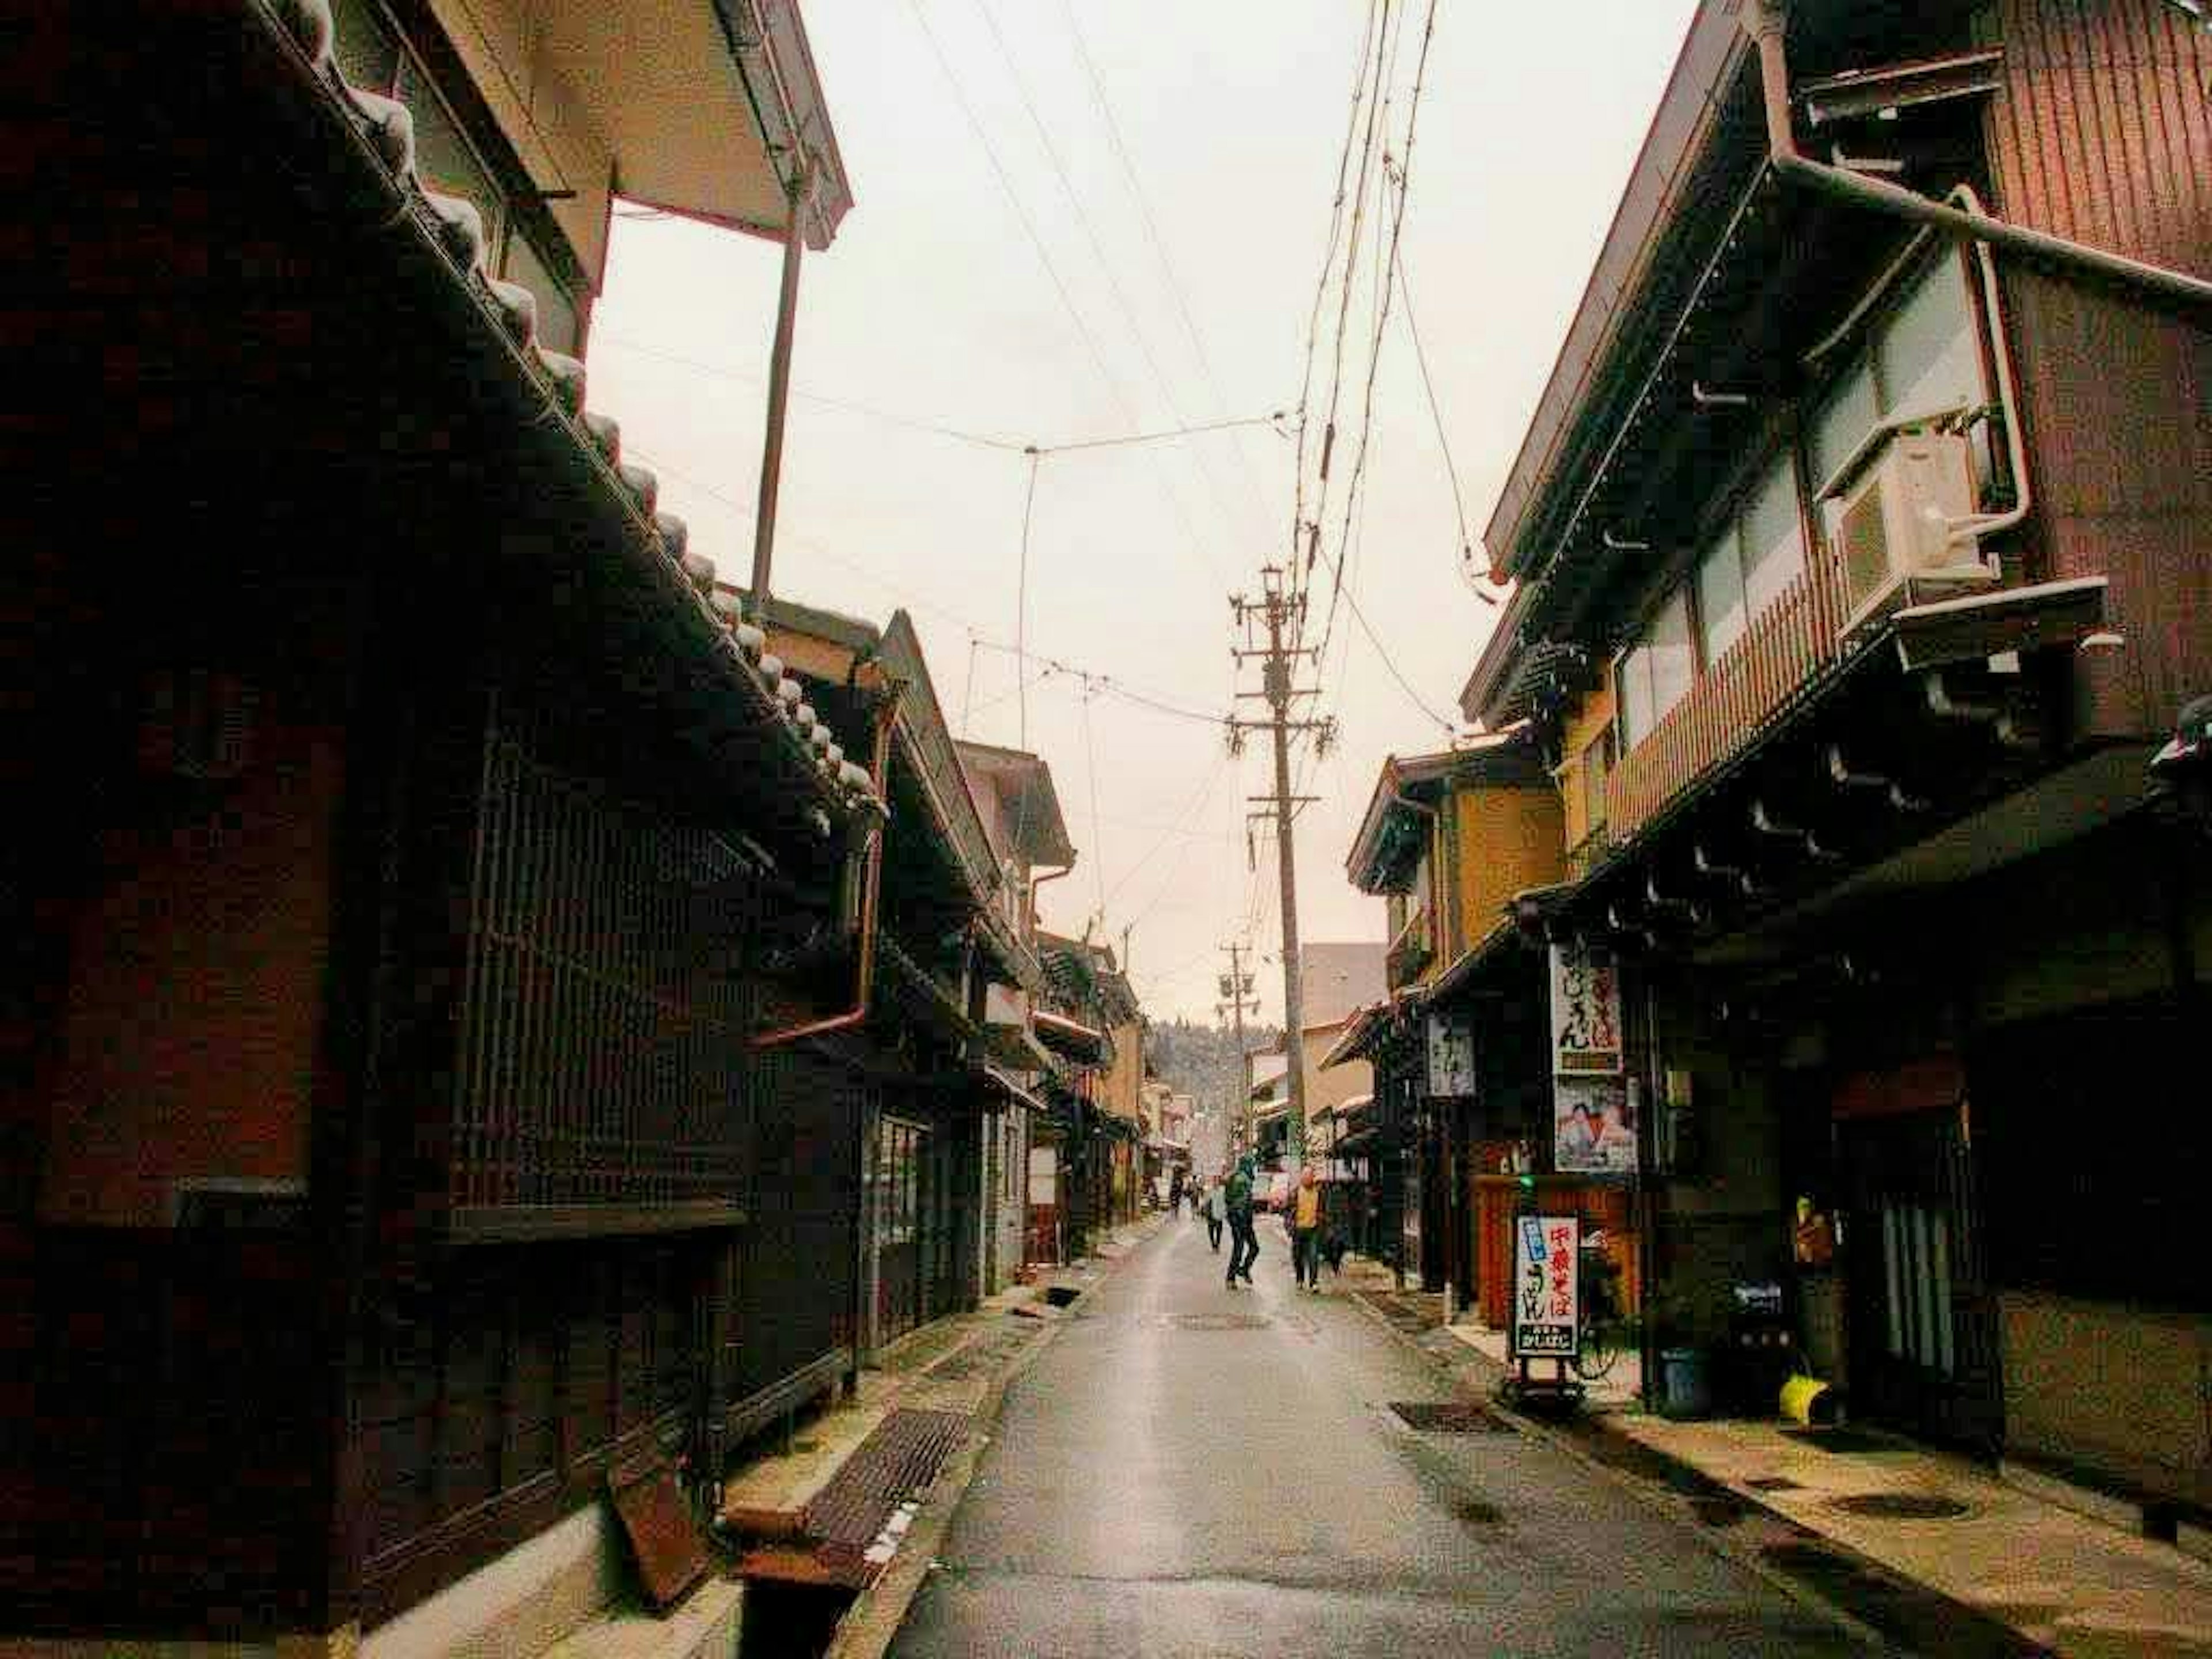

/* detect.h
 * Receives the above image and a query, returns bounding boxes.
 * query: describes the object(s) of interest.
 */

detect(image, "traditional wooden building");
[1460,0,2211,1513]
[741,601,1046,1371]
[1336,737,1583,1314]
[955,740,1080,1278]
[0,1,893,1647]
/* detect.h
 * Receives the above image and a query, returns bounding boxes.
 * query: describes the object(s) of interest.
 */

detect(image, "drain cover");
[1829,1492,1969,1520]
[1451,1495,1505,1525]
[1162,1312,1270,1331]
[1389,1400,1507,1433]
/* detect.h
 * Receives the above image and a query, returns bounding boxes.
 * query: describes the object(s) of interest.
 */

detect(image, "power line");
[1392,234,1499,606]
[1303,0,1400,599]
[1059,0,1282,546]
[594,332,1028,452]
[969,0,1259,563]
[906,0,1230,589]
[1293,0,1387,574]
[1033,412,1287,456]
[1316,0,1444,656]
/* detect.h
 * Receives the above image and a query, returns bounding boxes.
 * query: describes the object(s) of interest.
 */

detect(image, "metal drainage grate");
[1162,1312,1271,1331]
[1745,1476,1803,1492]
[800,1407,970,1579]
[1828,1492,1971,1520]
[1451,1495,1506,1525]
[1389,1400,1508,1433]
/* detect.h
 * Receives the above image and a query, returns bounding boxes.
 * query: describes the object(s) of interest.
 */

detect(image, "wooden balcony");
[1387,904,1435,988]
[1607,554,1848,843]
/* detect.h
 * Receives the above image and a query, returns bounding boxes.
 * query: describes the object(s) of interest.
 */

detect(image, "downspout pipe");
[1744,2,2212,313]
[755,689,896,1050]
[749,158,815,616]
[1028,860,1075,937]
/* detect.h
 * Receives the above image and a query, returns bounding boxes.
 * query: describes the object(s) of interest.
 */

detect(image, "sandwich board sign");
[1512,1214,1580,1359]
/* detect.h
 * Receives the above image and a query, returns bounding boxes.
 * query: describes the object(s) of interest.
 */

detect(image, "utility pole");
[1228,566,1333,1171]
[1215,942,1259,1160]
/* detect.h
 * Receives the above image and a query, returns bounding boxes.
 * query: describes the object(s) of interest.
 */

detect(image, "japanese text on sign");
[1512,1214,1580,1358]
[1550,941,1623,1075]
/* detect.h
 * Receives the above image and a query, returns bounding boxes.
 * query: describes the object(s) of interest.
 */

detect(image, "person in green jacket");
[1224,1154,1260,1288]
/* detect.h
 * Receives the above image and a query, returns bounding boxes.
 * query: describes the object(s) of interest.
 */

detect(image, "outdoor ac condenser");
[1835,425,1990,634]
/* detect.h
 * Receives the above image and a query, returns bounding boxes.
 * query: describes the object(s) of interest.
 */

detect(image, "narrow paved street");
[889,1218,1862,1658]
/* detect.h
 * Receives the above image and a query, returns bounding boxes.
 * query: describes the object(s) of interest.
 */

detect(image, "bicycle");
[1571,1230,1633,1382]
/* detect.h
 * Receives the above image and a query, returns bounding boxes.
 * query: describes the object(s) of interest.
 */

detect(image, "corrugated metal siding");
[1985,0,2212,738]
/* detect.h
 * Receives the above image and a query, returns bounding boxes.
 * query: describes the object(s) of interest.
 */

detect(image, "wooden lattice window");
[449,715,761,1240]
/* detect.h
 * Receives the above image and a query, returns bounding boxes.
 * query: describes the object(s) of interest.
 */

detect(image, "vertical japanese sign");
[1549,941,1623,1074]
[1512,1214,1580,1358]
[1425,1009,1475,1098]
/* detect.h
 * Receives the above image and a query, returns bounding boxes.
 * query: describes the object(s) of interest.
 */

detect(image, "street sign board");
[1512,1214,1580,1359]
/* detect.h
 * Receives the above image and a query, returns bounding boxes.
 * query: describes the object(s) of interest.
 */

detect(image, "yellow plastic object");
[1779,1372,1832,1426]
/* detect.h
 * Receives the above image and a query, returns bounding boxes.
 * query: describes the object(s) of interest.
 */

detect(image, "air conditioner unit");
[1834,426,1991,633]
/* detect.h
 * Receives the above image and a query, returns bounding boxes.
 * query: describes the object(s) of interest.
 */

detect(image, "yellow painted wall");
[1449,786,1565,959]
[1556,683,1616,852]
[1100,1017,1145,1123]
[425,0,614,285]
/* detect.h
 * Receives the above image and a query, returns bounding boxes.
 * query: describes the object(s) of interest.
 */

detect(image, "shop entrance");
[1838,1062,2002,1454]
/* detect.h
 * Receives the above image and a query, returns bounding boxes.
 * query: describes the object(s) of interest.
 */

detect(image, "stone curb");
[823,1218,1166,1659]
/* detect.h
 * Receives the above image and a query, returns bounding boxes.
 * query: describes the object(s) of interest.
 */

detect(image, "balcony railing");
[1386,904,1435,987]
[1607,553,1847,843]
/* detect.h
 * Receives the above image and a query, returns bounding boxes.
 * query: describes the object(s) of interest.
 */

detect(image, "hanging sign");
[1512,1214,1580,1358]
[1554,1075,1638,1175]
[1549,941,1623,1075]
[1425,1009,1475,1098]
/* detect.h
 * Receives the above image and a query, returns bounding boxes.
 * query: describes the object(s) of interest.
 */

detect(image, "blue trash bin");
[1659,1347,1713,1419]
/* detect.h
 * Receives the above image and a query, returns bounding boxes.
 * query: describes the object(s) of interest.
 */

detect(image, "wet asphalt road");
[887,1213,1865,1659]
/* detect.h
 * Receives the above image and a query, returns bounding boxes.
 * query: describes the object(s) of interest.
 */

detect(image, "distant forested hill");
[1143,1016,1281,1115]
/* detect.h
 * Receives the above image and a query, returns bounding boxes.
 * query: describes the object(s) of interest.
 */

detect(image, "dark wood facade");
[1,7,873,1637]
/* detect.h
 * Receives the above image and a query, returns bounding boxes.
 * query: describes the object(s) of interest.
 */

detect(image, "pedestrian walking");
[1203,1177,1225,1252]
[1169,1166,1186,1215]
[1292,1165,1325,1291]
[1224,1155,1259,1287]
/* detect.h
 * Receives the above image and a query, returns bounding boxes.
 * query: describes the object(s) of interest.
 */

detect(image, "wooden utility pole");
[1228,566,1332,1171]
[1215,942,1259,1158]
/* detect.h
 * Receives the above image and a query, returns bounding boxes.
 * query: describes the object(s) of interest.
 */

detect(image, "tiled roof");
[260,0,879,826]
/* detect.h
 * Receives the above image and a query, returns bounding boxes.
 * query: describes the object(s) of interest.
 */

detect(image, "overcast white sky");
[589,0,1698,1024]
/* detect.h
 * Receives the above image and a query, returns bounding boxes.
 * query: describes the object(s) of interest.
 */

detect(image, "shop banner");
[1512,1214,1580,1358]
[1554,1075,1638,1175]
[1549,941,1623,1075]
[1425,1009,1475,1098]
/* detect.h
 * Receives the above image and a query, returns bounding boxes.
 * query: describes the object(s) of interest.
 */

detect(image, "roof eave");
[1480,2,1752,580]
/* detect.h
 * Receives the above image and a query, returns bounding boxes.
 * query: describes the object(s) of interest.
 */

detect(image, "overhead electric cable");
[1056,0,1283,545]
[907,0,1230,588]
[1293,0,1387,570]
[971,0,1259,561]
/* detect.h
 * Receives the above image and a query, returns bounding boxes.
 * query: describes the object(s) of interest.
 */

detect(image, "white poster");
[1549,941,1623,1075]
[1512,1214,1580,1359]
[1425,1009,1475,1098]
[1554,1075,1638,1175]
